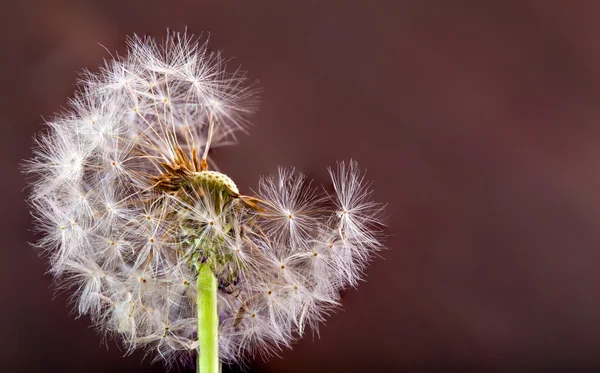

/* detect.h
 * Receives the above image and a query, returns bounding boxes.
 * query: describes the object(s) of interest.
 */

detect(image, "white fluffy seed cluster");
[25,32,385,366]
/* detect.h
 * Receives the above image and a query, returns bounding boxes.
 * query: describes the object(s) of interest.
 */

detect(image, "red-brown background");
[4,1,600,372]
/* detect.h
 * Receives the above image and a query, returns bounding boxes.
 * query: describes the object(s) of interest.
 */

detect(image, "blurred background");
[4,1,600,372]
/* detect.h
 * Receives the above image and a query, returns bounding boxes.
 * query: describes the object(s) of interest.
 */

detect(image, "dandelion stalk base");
[197,264,219,373]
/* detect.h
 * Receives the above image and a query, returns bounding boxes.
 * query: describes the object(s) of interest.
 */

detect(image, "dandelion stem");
[197,264,219,373]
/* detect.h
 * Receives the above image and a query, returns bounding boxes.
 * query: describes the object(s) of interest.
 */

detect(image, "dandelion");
[24,31,386,372]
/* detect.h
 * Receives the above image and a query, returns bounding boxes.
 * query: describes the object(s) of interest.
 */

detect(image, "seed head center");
[191,171,239,195]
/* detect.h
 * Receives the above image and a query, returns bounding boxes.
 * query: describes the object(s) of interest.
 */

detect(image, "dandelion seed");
[24,30,386,372]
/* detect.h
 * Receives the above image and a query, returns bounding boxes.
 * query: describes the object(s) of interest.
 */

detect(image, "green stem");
[197,264,219,373]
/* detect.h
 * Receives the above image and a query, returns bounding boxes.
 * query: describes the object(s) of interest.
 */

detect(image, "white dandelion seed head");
[24,30,386,368]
